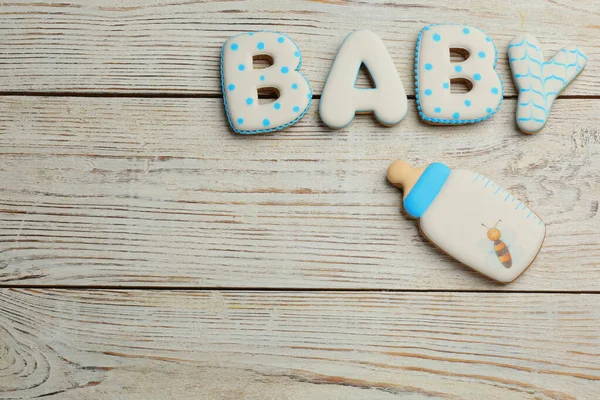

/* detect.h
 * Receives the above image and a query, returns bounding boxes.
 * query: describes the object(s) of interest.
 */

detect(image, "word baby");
[220,25,587,135]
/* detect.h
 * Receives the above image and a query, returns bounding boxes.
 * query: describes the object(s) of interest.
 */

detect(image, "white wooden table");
[1,1,599,398]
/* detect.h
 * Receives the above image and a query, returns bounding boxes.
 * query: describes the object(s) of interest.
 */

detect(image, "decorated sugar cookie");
[320,30,408,128]
[415,24,503,125]
[508,35,587,134]
[221,31,312,134]
[387,160,545,283]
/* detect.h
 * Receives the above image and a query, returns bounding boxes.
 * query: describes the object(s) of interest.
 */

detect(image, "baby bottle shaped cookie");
[387,160,546,283]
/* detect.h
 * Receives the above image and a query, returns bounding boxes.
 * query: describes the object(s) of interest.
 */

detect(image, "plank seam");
[0,285,598,294]
[0,91,599,100]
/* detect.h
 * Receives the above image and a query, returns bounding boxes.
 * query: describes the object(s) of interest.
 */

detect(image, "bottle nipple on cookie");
[386,160,425,199]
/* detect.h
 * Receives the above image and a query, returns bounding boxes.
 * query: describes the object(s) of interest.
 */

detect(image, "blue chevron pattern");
[508,35,587,133]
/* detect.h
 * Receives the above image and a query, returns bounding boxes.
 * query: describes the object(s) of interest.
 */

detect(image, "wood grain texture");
[0,0,598,95]
[1,289,599,399]
[1,2,599,398]
[0,96,598,289]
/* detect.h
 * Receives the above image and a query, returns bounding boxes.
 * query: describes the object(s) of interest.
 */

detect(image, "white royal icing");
[415,24,503,124]
[221,32,312,134]
[319,30,407,128]
[508,35,587,134]
[420,169,545,283]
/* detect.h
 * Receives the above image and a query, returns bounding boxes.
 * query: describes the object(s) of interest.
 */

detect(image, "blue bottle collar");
[403,163,450,218]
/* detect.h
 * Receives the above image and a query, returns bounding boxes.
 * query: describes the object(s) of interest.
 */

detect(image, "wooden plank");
[0,96,598,289]
[0,0,598,95]
[1,289,599,399]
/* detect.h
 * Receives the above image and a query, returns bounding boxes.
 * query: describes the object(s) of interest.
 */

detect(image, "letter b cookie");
[221,32,312,134]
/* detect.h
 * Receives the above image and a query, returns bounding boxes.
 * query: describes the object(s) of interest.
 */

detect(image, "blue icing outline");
[319,30,408,129]
[220,31,313,135]
[414,23,504,125]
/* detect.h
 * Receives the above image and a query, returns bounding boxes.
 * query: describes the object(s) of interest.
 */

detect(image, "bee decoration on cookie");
[481,220,512,268]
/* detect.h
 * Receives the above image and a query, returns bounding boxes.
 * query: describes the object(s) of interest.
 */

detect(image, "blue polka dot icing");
[425,89,432,96]
[486,107,492,113]
[415,24,503,125]
[491,87,499,94]
[221,31,312,134]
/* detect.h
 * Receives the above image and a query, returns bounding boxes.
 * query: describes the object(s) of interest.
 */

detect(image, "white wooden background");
[0,0,599,398]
